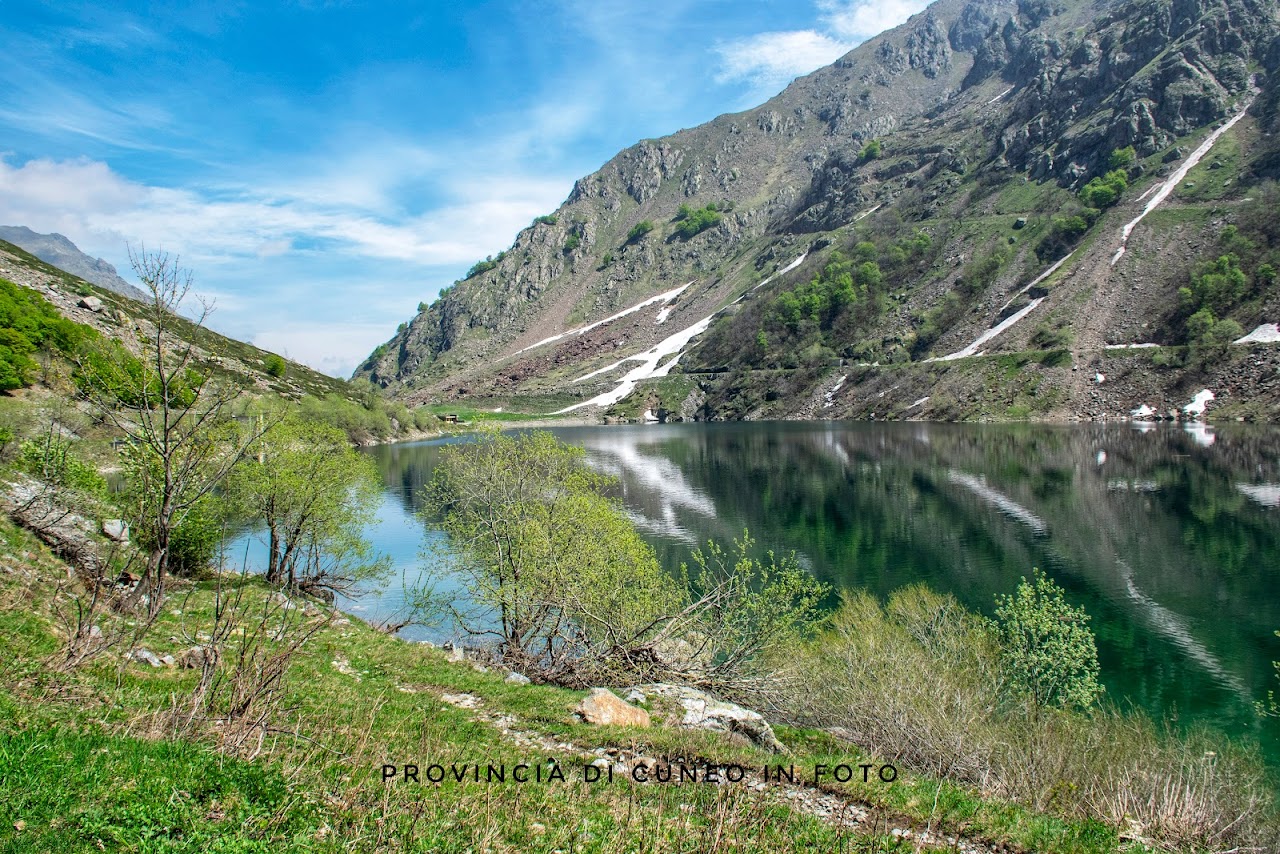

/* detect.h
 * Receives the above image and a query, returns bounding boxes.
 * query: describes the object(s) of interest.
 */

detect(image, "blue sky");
[0,0,927,377]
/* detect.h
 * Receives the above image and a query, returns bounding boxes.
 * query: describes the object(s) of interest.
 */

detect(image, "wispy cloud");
[715,30,854,91]
[715,0,931,95]
[0,154,570,268]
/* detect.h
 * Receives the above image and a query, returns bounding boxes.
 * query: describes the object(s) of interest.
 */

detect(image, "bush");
[533,214,557,226]
[0,277,94,390]
[18,435,106,496]
[562,234,581,253]
[995,569,1101,711]
[165,496,223,576]
[1108,146,1137,170]
[674,205,722,239]
[1079,169,1128,208]
[860,139,882,161]
[464,252,505,279]
[1036,214,1091,261]
[263,354,286,378]
[626,220,655,242]
[779,583,1271,848]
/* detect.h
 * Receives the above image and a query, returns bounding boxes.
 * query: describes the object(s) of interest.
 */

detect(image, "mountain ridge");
[0,226,149,302]
[357,0,1280,422]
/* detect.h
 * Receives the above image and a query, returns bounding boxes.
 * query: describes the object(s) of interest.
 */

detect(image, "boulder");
[77,296,103,312]
[101,519,129,542]
[129,648,163,667]
[634,683,786,753]
[505,671,531,685]
[575,688,651,728]
[178,646,211,669]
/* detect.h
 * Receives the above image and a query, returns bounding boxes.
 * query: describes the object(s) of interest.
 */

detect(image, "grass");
[0,240,353,401]
[605,375,702,421]
[0,508,1172,853]
[420,403,567,423]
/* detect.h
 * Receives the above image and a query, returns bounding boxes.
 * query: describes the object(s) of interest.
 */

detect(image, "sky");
[0,0,929,378]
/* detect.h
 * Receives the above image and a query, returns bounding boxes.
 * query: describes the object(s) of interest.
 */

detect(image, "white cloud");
[0,151,573,377]
[715,0,931,91]
[820,0,932,41]
[715,30,854,90]
[0,154,569,269]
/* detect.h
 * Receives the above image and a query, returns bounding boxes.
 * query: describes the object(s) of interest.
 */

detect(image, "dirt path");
[424,686,997,853]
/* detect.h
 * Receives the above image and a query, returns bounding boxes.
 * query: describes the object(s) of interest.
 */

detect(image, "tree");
[228,415,387,597]
[422,429,827,689]
[76,248,263,614]
[994,569,1102,711]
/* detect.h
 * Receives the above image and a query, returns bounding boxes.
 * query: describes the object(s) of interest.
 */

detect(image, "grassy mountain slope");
[356,0,1280,422]
[0,238,352,400]
[0,511,1205,854]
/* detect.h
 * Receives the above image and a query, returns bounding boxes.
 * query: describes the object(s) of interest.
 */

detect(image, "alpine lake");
[233,421,1280,767]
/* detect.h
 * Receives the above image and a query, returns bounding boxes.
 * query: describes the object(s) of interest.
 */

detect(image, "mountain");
[0,226,149,302]
[357,0,1280,422]
[0,238,354,400]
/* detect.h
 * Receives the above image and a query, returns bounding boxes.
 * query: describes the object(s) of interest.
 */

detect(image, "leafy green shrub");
[1036,214,1092,261]
[18,436,106,496]
[164,496,223,576]
[995,569,1101,710]
[73,339,205,409]
[562,234,581,253]
[1108,146,1137,170]
[1180,254,1247,316]
[423,430,826,688]
[465,251,506,279]
[1079,169,1128,208]
[860,139,882,161]
[533,214,558,226]
[674,204,722,239]
[263,353,287,378]
[772,250,883,333]
[0,277,94,390]
[626,220,654,242]
[956,246,1008,297]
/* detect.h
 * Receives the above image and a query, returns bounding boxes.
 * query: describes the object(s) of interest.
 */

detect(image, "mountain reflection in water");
[354,421,1280,763]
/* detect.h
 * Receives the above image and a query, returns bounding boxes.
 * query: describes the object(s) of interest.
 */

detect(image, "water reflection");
[349,422,1280,761]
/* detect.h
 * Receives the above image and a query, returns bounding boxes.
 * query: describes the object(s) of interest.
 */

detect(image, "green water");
[344,422,1280,762]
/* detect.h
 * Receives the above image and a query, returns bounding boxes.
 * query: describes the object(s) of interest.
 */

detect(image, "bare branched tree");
[76,246,266,615]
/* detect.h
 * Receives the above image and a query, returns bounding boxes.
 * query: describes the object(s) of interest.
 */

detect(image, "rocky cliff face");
[358,0,1280,422]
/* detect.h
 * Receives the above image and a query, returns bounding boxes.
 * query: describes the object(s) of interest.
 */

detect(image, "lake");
[237,421,1280,762]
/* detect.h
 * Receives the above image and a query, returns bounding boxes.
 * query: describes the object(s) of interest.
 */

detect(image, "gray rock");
[505,671,531,685]
[634,683,787,753]
[178,647,210,669]
[77,296,103,312]
[130,648,163,667]
[624,688,647,705]
[101,519,129,542]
